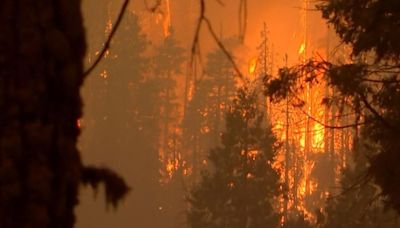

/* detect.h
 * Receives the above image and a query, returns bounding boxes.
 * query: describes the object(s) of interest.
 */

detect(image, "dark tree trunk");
[0,0,86,227]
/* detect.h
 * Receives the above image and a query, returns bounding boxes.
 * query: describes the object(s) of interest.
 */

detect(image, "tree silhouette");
[187,86,280,228]
[317,0,400,214]
[83,11,149,166]
[323,137,400,228]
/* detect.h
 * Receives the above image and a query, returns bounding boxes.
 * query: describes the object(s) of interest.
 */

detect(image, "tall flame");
[163,0,172,37]
[153,0,172,37]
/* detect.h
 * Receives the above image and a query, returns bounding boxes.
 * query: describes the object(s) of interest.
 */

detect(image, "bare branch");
[361,78,400,84]
[298,107,366,129]
[190,0,205,64]
[358,93,399,131]
[203,17,245,80]
[190,0,245,83]
[215,0,225,7]
[83,0,130,77]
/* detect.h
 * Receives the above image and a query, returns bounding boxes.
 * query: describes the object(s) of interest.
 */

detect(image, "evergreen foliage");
[317,0,400,61]
[187,86,280,228]
[182,43,237,180]
[147,31,185,178]
[317,0,400,214]
[323,139,400,228]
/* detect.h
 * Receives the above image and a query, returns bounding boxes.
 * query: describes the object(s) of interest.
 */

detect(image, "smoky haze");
[76,0,332,227]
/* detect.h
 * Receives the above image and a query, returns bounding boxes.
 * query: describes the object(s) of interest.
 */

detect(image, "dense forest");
[1,0,400,227]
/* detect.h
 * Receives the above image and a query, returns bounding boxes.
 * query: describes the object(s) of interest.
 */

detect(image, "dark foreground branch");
[81,166,130,209]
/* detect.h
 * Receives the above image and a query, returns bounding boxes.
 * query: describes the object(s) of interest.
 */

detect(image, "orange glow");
[77,119,82,129]
[164,158,180,180]
[154,0,172,37]
[273,120,285,139]
[78,1,361,226]
[299,127,306,148]
[298,43,306,55]
[187,80,195,102]
[248,57,257,75]
[246,173,254,179]
[163,0,172,37]
[166,160,175,177]
[312,123,325,150]
[200,126,210,134]
[105,18,112,34]
[136,0,355,222]
[100,70,108,79]
[248,150,259,161]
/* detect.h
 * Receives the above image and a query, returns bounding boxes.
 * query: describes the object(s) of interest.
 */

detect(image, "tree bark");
[0,0,86,227]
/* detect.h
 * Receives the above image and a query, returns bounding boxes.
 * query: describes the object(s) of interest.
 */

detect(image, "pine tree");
[82,11,149,167]
[323,139,400,228]
[129,31,187,227]
[187,86,280,228]
[316,0,400,213]
[182,43,237,180]
[146,31,185,179]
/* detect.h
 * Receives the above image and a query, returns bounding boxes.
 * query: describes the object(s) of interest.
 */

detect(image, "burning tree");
[187,86,280,228]
[150,31,186,180]
[263,0,400,219]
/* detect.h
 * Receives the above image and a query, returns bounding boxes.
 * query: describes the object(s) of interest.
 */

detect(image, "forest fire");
[3,0,400,228]
[69,0,400,227]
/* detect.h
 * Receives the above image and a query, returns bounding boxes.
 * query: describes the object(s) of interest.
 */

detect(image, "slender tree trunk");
[214,85,222,145]
[0,1,86,227]
[284,96,290,221]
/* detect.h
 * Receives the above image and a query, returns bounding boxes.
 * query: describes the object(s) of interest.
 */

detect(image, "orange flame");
[298,43,306,55]
[153,0,172,37]
[163,0,172,37]
[248,57,257,75]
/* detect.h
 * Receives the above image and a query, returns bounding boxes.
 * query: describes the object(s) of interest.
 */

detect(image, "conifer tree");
[323,138,400,228]
[83,11,149,167]
[317,0,400,213]
[182,42,237,180]
[146,31,185,178]
[187,86,280,228]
